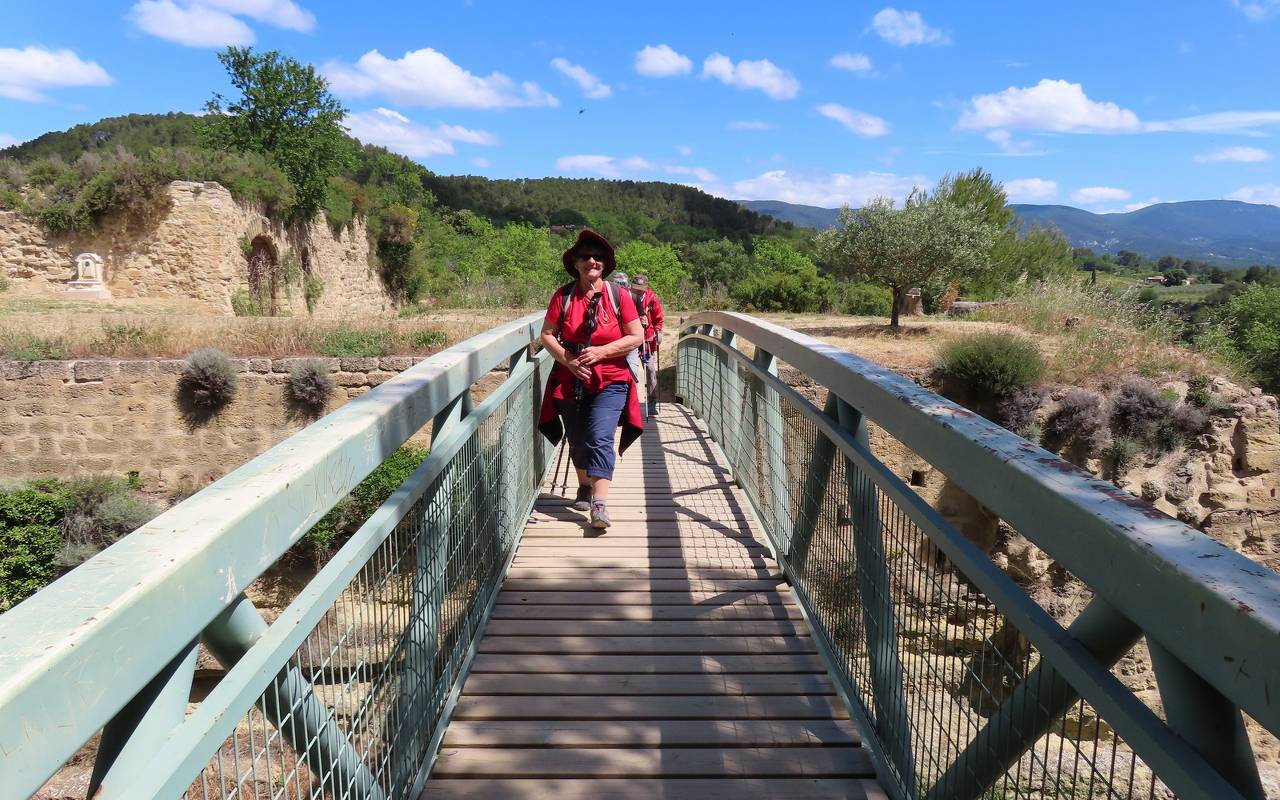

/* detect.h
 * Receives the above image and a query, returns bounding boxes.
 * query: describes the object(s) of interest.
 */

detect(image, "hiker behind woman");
[538,230,645,529]
[609,271,645,387]
[630,274,665,417]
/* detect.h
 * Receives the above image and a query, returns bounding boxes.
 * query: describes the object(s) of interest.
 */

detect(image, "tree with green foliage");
[1163,268,1189,287]
[615,240,688,298]
[1220,285,1280,392]
[202,47,353,224]
[732,238,832,312]
[817,193,998,328]
[680,238,752,289]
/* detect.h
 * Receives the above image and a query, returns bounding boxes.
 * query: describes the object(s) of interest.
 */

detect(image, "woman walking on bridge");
[538,229,645,529]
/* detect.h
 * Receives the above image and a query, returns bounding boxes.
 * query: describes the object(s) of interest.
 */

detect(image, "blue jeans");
[556,382,629,481]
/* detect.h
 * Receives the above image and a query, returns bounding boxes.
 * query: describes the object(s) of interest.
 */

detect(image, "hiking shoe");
[647,400,658,417]
[572,484,592,512]
[590,501,611,529]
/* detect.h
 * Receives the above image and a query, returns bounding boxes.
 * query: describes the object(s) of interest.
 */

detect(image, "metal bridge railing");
[0,313,554,800]
[677,312,1280,800]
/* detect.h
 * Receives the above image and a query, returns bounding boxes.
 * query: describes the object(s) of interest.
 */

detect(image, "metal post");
[754,349,794,553]
[835,397,917,796]
[718,329,741,473]
[927,597,1143,800]
[87,639,198,796]
[1149,640,1265,799]
[202,594,388,800]
[789,393,839,572]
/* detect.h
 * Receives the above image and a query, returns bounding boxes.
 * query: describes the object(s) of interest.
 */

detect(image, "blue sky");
[3,0,1280,211]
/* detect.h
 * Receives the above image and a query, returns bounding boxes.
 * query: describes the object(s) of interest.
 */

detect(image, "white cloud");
[634,44,692,77]
[129,0,314,47]
[1234,0,1280,20]
[0,47,113,102]
[342,108,497,159]
[555,154,717,184]
[1124,197,1161,212]
[1195,146,1271,163]
[701,53,800,100]
[985,129,1046,156]
[1003,178,1058,202]
[325,49,558,109]
[830,52,874,74]
[727,120,775,130]
[550,58,611,99]
[816,103,890,137]
[1148,111,1280,134]
[677,145,693,156]
[959,79,1141,133]
[1226,184,1280,205]
[725,169,928,207]
[471,157,491,168]
[1071,186,1132,205]
[0,133,21,148]
[871,8,950,46]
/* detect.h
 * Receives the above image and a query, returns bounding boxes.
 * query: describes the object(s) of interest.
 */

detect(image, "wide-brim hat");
[562,229,616,277]
[631,274,649,289]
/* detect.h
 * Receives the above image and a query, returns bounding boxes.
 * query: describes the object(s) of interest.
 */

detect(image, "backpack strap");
[558,281,623,339]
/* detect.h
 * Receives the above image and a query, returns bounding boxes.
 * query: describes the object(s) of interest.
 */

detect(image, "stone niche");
[65,252,112,300]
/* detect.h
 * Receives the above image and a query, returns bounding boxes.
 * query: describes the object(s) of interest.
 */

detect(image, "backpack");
[557,281,622,339]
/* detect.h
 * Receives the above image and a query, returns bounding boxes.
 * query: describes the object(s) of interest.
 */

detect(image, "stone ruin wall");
[0,181,389,317]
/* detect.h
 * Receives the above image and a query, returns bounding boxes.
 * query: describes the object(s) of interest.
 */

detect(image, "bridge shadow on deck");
[421,403,885,799]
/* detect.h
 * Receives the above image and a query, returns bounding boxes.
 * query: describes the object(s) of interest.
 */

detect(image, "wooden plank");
[476,636,816,655]
[451,695,849,721]
[501,579,783,593]
[441,718,856,747]
[424,778,887,799]
[430,746,873,777]
[467,654,828,674]
[503,567,781,580]
[515,540,767,551]
[488,604,804,621]
[511,557,778,569]
[494,590,794,606]
[480,619,809,637]
[458,673,835,697]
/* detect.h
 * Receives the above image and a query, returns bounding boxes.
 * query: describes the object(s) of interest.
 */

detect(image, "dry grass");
[0,302,531,360]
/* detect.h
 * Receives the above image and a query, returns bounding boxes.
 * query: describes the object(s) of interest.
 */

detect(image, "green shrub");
[1110,379,1173,441]
[320,325,395,357]
[0,487,69,611]
[1103,436,1141,481]
[1043,389,1107,455]
[1186,375,1212,408]
[230,287,260,316]
[839,283,893,316]
[1137,287,1159,304]
[178,347,238,416]
[90,323,165,356]
[285,358,334,414]
[1221,286,1280,393]
[303,275,324,313]
[937,332,1046,398]
[0,273,9,293]
[408,329,447,350]
[300,445,429,559]
[3,334,68,363]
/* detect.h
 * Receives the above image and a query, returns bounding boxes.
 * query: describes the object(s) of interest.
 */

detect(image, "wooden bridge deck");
[423,404,886,799]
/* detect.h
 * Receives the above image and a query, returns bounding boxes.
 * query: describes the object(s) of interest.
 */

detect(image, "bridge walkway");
[422,404,887,799]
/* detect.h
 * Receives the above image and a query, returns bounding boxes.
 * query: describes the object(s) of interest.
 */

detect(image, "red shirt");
[544,284,639,395]
[634,288,665,346]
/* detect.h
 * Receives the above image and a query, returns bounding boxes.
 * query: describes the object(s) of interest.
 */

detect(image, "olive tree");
[816,192,997,328]
[202,47,353,224]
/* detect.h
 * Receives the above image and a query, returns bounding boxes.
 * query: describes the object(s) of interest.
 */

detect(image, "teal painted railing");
[677,312,1280,800]
[0,313,554,799]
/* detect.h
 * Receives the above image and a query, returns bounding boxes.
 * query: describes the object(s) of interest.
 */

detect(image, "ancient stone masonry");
[0,356,423,491]
[0,181,388,316]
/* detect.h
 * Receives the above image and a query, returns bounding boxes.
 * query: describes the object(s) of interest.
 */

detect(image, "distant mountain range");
[738,198,1280,266]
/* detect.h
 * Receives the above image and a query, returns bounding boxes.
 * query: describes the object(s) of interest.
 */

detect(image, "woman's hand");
[566,360,592,381]
[572,345,606,367]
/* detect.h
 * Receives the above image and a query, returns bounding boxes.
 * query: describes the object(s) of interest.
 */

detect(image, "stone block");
[158,360,186,374]
[333,372,366,388]
[79,457,115,472]
[0,420,22,437]
[29,419,65,435]
[59,438,86,455]
[118,361,158,378]
[38,361,74,381]
[1,361,39,380]
[380,356,416,372]
[74,361,118,382]
[248,358,272,373]
[365,371,396,386]
[340,357,380,373]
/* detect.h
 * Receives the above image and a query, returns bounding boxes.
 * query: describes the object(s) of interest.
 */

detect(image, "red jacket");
[537,284,645,454]
[634,288,664,348]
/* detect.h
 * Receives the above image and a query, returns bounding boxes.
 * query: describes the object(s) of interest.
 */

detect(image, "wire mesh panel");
[677,333,1206,800]
[181,360,543,800]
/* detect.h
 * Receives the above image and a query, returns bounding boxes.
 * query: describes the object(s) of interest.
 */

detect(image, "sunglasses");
[576,251,608,263]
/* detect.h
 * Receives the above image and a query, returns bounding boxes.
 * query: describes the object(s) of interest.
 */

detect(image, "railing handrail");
[680,311,1280,736]
[0,312,545,796]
